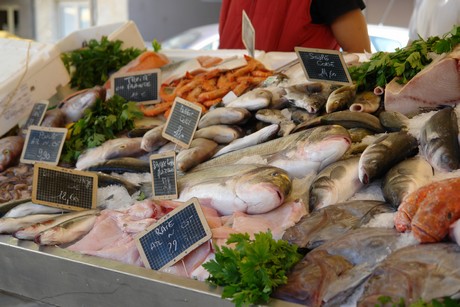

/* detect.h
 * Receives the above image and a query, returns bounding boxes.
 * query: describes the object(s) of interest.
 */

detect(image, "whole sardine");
[358,131,419,184]
[0,136,25,172]
[58,86,106,123]
[178,164,291,215]
[420,107,460,172]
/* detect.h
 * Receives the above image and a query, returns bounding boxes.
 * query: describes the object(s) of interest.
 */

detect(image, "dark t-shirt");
[310,0,367,24]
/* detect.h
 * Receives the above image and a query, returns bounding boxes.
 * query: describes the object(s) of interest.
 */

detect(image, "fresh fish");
[264,86,289,110]
[347,127,374,143]
[197,107,251,129]
[35,213,99,245]
[40,108,66,128]
[127,127,155,138]
[255,109,296,136]
[212,124,279,158]
[378,110,409,132]
[4,201,66,218]
[58,86,106,123]
[223,88,273,111]
[13,209,99,240]
[0,198,33,217]
[76,137,145,170]
[325,84,357,113]
[86,157,150,174]
[95,172,140,195]
[140,124,168,152]
[382,156,433,209]
[0,136,25,172]
[358,131,419,184]
[282,82,336,113]
[194,125,244,144]
[195,125,351,179]
[348,91,381,113]
[0,214,61,234]
[420,107,460,172]
[283,200,394,250]
[178,164,291,215]
[358,243,460,306]
[289,107,318,124]
[294,111,385,133]
[176,138,218,172]
[309,156,363,211]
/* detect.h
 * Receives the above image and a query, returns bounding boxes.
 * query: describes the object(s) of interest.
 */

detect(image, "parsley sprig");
[203,231,302,307]
[61,36,143,90]
[377,295,460,307]
[349,25,460,91]
[61,95,143,164]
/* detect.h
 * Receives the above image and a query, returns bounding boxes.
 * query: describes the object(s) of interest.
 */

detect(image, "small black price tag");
[32,163,98,211]
[150,151,178,200]
[295,47,352,85]
[136,198,212,271]
[110,69,161,104]
[21,100,48,134]
[162,97,202,149]
[20,126,67,165]
[242,10,255,58]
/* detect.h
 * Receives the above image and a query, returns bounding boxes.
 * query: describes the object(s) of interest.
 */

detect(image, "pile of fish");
[1,44,460,306]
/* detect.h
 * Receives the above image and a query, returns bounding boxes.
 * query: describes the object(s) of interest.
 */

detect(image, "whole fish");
[194,125,244,144]
[419,107,460,172]
[0,136,25,172]
[224,88,273,111]
[195,125,351,179]
[176,138,218,172]
[325,84,357,113]
[40,108,66,128]
[177,164,291,215]
[197,107,251,129]
[35,213,99,246]
[212,124,279,158]
[358,243,460,306]
[348,91,381,113]
[358,131,419,184]
[282,82,336,113]
[378,110,409,132]
[255,109,296,136]
[309,156,363,211]
[58,86,106,123]
[13,209,99,240]
[382,156,433,209]
[86,157,150,174]
[76,137,145,170]
[4,201,66,218]
[289,107,318,124]
[283,200,394,250]
[140,124,168,152]
[0,214,61,234]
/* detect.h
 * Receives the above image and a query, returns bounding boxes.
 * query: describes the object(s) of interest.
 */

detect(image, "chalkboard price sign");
[21,100,48,134]
[295,47,352,85]
[20,126,67,165]
[136,198,212,271]
[162,97,202,149]
[150,151,178,200]
[110,69,161,104]
[242,10,255,58]
[32,163,98,211]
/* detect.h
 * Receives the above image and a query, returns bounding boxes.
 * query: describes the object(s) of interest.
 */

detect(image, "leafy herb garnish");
[61,95,143,164]
[349,25,460,91]
[203,231,302,307]
[377,295,460,307]
[61,36,143,90]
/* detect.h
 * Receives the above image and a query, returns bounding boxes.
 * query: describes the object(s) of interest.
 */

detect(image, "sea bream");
[177,164,291,215]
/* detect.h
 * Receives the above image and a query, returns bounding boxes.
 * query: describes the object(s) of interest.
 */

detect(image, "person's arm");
[330,9,371,53]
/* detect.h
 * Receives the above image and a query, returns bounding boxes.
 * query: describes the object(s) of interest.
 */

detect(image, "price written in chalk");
[135,198,212,271]
[162,97,202,149]
[111,69,161,104]
[295,47,352,85]
[149,151,178,200]
[20,126,67,165]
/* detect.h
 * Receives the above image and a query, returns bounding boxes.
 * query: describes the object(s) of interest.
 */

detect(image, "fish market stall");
[2,21,460,307]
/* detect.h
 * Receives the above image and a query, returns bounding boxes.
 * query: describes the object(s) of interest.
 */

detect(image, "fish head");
[297,125,351,168]
[234,166,292,214]
[0,136,24,172]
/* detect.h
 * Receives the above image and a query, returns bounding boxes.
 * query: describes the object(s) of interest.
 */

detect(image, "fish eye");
[271,171,280,177]
[2,149,9,155]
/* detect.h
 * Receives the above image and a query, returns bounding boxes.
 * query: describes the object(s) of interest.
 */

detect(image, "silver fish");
[176,138,218,172]
[224,88,273,111]
[309,156,363,211]
[348,91,381,113]
[178,164,291,215]
[378,110,410,132]
[140,124,168,152]
[58,86,106,123]
[0,214,61,234]
[86,157,150,174]
[76,137,145,170]
[4,202,66,218]
[289,107,319,124]
[420,107,460,172]
[282,82,336,113]
[382,156,433,209]
[325,84,357,113]
[194,125,244,144]
[197,107,251,129]
[40,108,66,128]
[0,136,25,172]
[358,131,419,184]
[255,109,296,136]
[35,213,99,245]
[212,124,279,158]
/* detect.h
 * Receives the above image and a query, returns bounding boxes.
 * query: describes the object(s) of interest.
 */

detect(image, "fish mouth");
[33,234,42,245]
